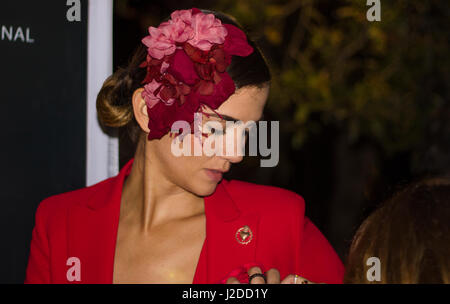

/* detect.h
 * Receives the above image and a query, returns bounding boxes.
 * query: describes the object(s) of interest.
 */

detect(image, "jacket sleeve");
[298,217,345,284]
[24,199,51,284]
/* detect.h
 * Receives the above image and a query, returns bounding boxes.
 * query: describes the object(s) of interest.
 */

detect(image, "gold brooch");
[235,225,253,245]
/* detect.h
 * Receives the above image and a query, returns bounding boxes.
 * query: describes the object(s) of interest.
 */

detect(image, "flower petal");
[223,24,253,57]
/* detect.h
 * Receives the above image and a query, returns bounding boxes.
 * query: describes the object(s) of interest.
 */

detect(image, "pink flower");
[142,25,176,59]
[169,9,195,42]
[188,12,228,51]
[142,10,196,59]
[142,9,229,59]
[142,79,175,109]
[169,19,194,43]
[160,61,170,73]
[170,8,193,23]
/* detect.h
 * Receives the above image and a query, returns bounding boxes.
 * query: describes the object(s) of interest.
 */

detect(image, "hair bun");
[96,68,135,128]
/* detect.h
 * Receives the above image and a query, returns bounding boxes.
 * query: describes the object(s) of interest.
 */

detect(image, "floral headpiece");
[139,8,254,140]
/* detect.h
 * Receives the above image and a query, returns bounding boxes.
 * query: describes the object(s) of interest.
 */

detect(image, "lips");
[204,169,224,182]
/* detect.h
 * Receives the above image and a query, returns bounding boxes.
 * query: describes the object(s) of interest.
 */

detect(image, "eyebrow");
[205,112,265,122]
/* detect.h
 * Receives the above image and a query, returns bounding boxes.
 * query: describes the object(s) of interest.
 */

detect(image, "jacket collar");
[84,157,241,222]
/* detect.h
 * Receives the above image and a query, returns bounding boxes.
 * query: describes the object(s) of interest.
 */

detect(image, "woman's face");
[142,85,269,196]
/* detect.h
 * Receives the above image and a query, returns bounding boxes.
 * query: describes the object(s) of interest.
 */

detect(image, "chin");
[191,181,220,197]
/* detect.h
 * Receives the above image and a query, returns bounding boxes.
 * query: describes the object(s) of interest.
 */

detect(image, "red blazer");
[25,158,344,284]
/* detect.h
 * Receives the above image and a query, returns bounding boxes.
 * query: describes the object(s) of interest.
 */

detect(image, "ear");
[132,88,150,133]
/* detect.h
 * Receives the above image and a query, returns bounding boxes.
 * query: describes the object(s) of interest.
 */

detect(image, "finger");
[248,266,265,284]
[281,274,295,284]
[226,276,241,284]
[281,274,315,284]
[265,268,281,284]
[295,275,315,284]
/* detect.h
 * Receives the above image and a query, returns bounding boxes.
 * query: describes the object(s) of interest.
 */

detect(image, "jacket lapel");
[200,179,261,283]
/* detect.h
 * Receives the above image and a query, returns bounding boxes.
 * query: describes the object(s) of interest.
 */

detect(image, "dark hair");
[344,177,450,283]
[97,9,271,152]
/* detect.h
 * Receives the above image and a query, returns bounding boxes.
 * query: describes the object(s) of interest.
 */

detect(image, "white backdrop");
[86,0,119,186]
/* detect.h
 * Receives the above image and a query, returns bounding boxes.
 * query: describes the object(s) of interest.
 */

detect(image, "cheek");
[169,155,217,196]
[155,134,218,195]
[163,134,208,174]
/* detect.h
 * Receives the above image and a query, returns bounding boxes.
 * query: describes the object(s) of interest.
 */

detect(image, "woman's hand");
[225,266,316,284]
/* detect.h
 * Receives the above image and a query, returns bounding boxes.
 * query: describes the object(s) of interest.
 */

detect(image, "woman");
[25,8,344,284]
[344,177,450,283]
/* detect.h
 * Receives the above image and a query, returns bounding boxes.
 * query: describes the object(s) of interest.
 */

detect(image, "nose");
[218,125,246,164]
[221,152,243,164]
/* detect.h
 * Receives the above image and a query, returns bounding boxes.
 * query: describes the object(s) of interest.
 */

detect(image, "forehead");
[202,85,269,123]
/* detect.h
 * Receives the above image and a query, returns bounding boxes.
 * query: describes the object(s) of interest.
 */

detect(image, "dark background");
[0,0,87,283]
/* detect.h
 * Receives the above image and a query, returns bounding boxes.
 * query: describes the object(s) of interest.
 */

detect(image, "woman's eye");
[214,128,225,135]
[207,127,225,135]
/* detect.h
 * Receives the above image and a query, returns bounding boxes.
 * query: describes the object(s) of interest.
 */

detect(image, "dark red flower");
[147,89,201,140]
[223,24,254,57]
[183,42,209,64]
[197,72,235,109]
[140,55,163,84]
[146,101,173,139]
[166,49,199,85]
[190,44,231,98]
[159,73,191,105]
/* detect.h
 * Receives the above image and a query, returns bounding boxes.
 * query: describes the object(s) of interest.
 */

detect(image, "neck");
[120,137,205,233]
